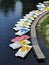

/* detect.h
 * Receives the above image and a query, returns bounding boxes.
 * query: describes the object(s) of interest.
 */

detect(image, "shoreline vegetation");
[40,16,49,49]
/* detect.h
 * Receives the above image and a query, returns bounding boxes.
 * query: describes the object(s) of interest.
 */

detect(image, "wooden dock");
[33,45,45,59]
[31,11,49,60]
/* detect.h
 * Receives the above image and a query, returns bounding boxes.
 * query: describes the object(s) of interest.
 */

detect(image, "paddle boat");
[9,40,31,49]
[13,26,30,31]
[15,45,32,58]
[44,7,49,11]
[29,12,38,17]
[15,23,30,28]
[15,28,30,36]
[24,14,35,20]
[15,21,31,28]
[29,10,42,16]
[11,35,30,42]
[16,20,31,25]
[38,3,45,6]
[16,20,31,24]
[35,10,43,14]
[36,3,49,12]
[29,11,39,16]
[38,6,49,12]
[26,12,37,17]
[38,7,46,12]
[24,13,37,20]
[20,18,32,23]
[43,1,49,5]
[13,25,30,31]
[36,4,46,8]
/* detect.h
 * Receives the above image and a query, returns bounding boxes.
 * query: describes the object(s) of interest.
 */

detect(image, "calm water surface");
[0,0,49,65]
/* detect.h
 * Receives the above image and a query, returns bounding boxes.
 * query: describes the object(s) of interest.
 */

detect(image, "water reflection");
[0,0,23,20]
[0,0,15,14]
[14,1,23,18]
[0,0,23,17]
[0,0,23,42]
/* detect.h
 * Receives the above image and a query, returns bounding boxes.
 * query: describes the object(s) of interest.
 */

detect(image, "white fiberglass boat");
[13,26,30,31]
[24,14,35,20]
[20,18,32,23]
[15,28,30,36]
[29,10,43,16]
[36,4,46,8]
[15,45,32,58]
[9,40,31,49]
[17,21,31,25]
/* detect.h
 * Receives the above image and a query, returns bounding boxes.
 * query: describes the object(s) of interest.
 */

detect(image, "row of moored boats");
[9,1,49,58]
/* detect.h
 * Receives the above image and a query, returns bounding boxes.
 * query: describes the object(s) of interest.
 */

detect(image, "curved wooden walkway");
[31,11,49,60]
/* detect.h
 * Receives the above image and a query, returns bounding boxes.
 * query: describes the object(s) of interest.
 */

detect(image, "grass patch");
[40,16,49,49]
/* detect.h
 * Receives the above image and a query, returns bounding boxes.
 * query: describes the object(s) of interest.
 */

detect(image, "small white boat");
[15,24,30,28]
[38,3,43,5]
[15,45,32,58]
[36,4,46,8]
[9,40,31,49]
[35,10,43,14]
[20,18,32,23]
[15,21,31,27]
[29,12,38,17]
[24,14,35,20]
[24,15,34,21]
[38,3,45,6]
[23,16,30,20]
[19,21,31,25]
[44,7,49,11]
[29,11,39,16]
[38,8,46,12]
[26,13,37,18]
[43,1,49,4]
[13,26,30,31]
[37,4,42,7]
[15,28,30,36]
